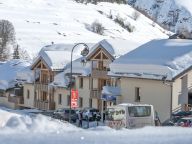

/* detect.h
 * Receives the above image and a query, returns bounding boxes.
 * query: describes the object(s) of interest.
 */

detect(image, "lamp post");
[69,43,89,123]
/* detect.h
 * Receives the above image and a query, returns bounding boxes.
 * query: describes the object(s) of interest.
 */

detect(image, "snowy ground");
[0,107,192,144]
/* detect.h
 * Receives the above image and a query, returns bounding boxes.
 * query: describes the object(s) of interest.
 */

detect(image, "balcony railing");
[90,89,101,99]
[8,95,24,104]
[35,83,48,91]
[34,100,55,110]
[91,68,108,78]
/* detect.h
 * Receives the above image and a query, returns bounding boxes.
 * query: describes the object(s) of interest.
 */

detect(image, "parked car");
[172,111,192,117]
[53,108,77,123]
[175,117,192,127]
[82,108,101,121]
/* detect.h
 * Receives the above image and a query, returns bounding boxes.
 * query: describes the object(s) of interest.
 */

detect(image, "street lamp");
[69,43,89,123]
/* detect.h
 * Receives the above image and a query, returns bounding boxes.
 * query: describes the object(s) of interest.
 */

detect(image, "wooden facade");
[31,58,55,110]
[87,46,114,111]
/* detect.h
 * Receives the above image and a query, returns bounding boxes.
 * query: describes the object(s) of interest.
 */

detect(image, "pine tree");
[13,44,20,59]
[0,20,15,61]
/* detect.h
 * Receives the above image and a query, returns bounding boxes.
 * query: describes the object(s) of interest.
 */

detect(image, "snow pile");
[0,59,31,90]
[110,39,192,80]
[0,0,168,59]
[0,108,192,144]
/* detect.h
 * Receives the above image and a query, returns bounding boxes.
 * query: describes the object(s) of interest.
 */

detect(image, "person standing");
[78,111,83,127]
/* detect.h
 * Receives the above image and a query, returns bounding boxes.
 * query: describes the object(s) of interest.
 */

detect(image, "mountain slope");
[0,0,169,59]
[127,0,192,38]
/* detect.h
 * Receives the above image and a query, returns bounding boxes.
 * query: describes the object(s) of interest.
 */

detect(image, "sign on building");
[71,90,78,108]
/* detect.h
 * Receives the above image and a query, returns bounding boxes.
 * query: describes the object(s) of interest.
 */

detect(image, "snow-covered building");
[0,59,32,109]
[109,39,192,122]
[62,39,142,112]
[23,43,94,110]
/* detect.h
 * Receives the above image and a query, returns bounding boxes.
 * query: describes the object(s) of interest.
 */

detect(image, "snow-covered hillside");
[127,0,192,38]
[1,107,192,144]
[0,0,169,59]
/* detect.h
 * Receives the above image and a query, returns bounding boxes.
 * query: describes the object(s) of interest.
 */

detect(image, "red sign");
[71,90,79,108]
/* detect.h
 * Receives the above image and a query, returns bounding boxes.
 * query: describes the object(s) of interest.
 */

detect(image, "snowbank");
[0,108,192,144]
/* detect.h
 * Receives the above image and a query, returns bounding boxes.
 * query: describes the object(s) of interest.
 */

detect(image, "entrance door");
[188,93,192,105]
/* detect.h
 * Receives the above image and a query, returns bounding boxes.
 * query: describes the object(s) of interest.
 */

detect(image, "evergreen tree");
[13,44,20,59]
[0,20,15,61]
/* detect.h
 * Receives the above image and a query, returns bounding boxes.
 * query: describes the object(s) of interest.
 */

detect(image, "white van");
[106,103,155,129]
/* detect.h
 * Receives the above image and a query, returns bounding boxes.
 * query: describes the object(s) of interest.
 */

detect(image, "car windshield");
[128,106,151,117]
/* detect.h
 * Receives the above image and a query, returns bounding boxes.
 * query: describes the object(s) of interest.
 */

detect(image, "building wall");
[23,83,34,108]
[93,78,98,89]
[76,77,91,109]
[0,96,16,109]
[54,88,69,110]
[92,98,98,109]
[120,77,171,122]
[172,69,192,110]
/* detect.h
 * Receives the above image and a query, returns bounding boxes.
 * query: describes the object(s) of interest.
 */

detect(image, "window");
[89,98,92,108]
[128,106,151,117]
[27,90,30,99]
[67,95,70,106]
[34,91,37,99]
[42,92,47,101]
[58,94,62,105]
[79,97,83,108]
[79,77,83,88]
[14,88,22,96]
[135,87,140,102]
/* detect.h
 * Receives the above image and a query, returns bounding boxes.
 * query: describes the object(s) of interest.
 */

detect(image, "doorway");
[188,93,192,105]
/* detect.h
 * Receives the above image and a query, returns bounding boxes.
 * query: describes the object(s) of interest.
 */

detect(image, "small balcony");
[34,100,55,110]
[8,95,24,104]
[91,68,109,78]
[90,89,101,99]
[35,83,48,91]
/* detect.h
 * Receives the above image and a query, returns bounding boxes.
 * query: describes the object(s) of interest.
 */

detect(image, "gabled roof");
[31,43,94,71]
[87,39,142,60]
[109,39,192,80]
[87,44,114,61]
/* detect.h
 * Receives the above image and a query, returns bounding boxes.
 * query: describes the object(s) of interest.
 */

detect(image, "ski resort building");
[108,39,192,122]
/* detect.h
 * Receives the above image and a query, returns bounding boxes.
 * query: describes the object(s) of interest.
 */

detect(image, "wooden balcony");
[34,100,55,110]
[35,83,48,91]
[91,68,109,78]
[90,89,101,99]
[8,96,24,104]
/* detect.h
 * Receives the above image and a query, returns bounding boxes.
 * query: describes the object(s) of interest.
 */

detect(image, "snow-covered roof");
[35,43,94,71]
[88,39,142,59]
[110,39,192,80]
[0,59,31,90]
[63,39,142,77]
[16,66,34,84]
[50,72,69,88]
[102,86,121,96]
[63,57,92,76]
[118,103,153,107]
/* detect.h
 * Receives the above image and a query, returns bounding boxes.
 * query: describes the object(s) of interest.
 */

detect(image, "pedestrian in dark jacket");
[78,111,83,127]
